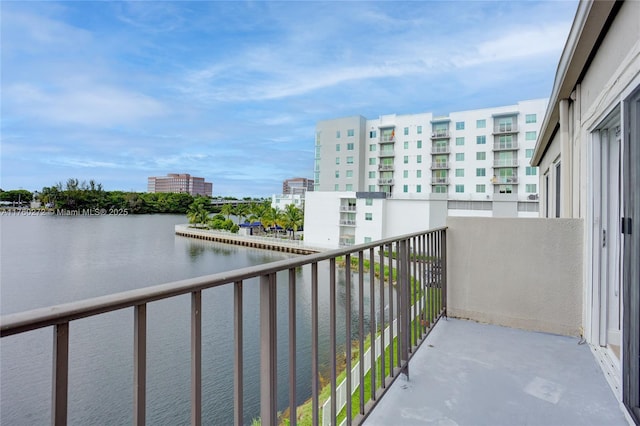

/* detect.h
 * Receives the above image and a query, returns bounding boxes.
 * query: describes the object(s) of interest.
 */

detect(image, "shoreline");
[174,224,325,255]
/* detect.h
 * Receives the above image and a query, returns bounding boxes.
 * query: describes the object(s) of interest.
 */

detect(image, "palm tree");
[262,206,284,235]
[187,199,210,228]
[283,204,304,239]
[235,203,250,224]
[220,203,234,220]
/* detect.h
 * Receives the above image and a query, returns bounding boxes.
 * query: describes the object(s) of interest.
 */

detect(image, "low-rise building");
[147,173,213,197]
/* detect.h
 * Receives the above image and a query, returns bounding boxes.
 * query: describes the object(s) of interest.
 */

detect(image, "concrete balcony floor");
[364,318,629,426]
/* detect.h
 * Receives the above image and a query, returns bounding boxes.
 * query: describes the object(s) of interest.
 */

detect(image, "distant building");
[147,173,212,197]
[283,177,314,195]
[271,193,305,211]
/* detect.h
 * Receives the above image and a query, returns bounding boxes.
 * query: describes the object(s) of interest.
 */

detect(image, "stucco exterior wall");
[446,217,583,336]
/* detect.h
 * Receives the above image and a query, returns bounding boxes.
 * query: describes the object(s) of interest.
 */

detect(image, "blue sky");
[1,1,578,197]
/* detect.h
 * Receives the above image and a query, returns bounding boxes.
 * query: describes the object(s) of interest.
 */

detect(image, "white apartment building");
[305,99,547,247]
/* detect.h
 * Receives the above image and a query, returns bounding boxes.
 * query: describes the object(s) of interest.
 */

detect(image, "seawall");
[175,224,323,255]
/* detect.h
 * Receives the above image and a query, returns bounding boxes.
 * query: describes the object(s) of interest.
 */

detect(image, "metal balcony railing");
[378,178,394,185]
[431,162,450,169]
[493,142,519,151]
[493,159,519,167]
[378,164,394,171]
[430,131,450,139]
[379,150,395,158]
[339,205,356,212]
[431,145,450,154]
[339,219,356,226]
[492,123,518,134]
[493,176,519,184]
[1,228,447,426]
[431,177,450,184]
[379,135,396,143]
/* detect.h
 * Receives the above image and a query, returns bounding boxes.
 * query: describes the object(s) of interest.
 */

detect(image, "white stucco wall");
[446,217,583,336]
[303,192,344,248]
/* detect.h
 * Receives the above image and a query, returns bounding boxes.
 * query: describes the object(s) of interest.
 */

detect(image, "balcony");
[379,135,395,143]
[339,219,356,226]
[0,219,630,426]
[378,150,395,158]
[339,205,356,212]
[492,123,518,134]
[493,159,519,167]
[430,131,450,139]
[493,176,519,184]
[378,164,394,171]
[493,142,519,151]
[430,177,450,184]
[377,178,394,185]
[431,161,449,169]
[431,145,450,154]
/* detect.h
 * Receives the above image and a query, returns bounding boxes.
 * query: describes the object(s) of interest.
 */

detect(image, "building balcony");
[378,150,395,158]
[493,142,519,151]
[377,178,394,185]
[339,205,356,212]
[431,145,450,154]
[492,123,518,134]
[378,164,394,171]
[430,177,450,184]
[430,131,450,139]
[379,135,396,143]
[493,159,519,167]
[493,176,519,184]
[339,219,356,226]
[0,219,630,426]
[431,162,450,169]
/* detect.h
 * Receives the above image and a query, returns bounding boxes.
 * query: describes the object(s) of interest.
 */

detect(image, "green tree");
[235,203,250,224]
[220,203,234,220]
[282,204,304,239]
[187,198,210,228]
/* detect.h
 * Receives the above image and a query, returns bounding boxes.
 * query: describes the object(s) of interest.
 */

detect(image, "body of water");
[0,214,382,425]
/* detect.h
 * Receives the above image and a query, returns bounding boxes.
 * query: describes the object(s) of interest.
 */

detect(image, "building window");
[417,140,422,148]
[476,168,486,177]
[403,185,408,193]
[346,184,353,191]
[525,131,537,141]
[369,130,377,138]
[417,184,422,193]
[417,126,422,134]
[476,184,486,193]
[417,155,422,163]
[525,114,537,123]
[335,171,339,178]
[365,198,373,206]
[545,173,550,217]
[334,184,339,191]
[336,131,341,138]
[526,184,537,193]
[368,185,376,191]
[476,135,486,144]
[346,156,354,164]
[456,153,464,161]
[404,156,409,164]
[526,166,537,176]
[336,157,340,165]
[434,185,447,193]
[476,119,486,128]
[416,170,422,178]
[455,184,464,193]
[456,137,464,146]
[526,149,533,158]
[404,141,409,149]
[369,144,376,152]
[403,170,409,178]
[476,151,486,160]
[456,121,465,130]
[455,168,464,177]
[368,171,376,178]
[336,144,340,151]
[346,170,353,178]
[365,212,373,221]
[369,158,376,165]
[364,237,372,243]
[347,143,354,150]
[404,127,409,135]
[347,129,354,137]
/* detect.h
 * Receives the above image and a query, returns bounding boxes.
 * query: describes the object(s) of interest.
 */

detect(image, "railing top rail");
[1,227,447,338]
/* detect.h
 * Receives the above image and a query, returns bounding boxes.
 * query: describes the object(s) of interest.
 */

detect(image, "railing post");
[234,282,244,426]
[260,273,277,426]
[192,291,202,426]
[134,304,146,426]
[52,322,69,426]
[398,239,410,380]
[442,229,447,317]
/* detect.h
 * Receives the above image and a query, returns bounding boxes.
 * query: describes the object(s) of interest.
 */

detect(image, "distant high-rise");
[282,177,314,195]
[147,173,212,197]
